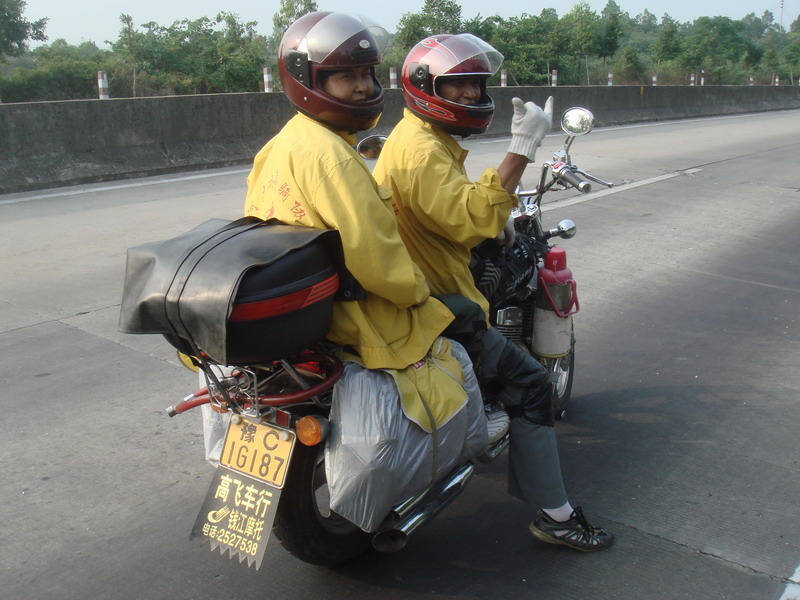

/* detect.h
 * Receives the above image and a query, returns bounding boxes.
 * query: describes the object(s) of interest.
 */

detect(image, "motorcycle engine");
[471,234,541,345]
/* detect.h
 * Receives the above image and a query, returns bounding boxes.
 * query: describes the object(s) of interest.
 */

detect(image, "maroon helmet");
[279,12,388,132]
[402,34,503,136]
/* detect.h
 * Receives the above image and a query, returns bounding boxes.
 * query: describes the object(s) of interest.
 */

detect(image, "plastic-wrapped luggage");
[325,339,488,532]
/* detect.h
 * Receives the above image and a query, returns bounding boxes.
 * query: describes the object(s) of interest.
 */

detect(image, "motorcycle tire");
[273,440,372,566]
[536,335,575,421]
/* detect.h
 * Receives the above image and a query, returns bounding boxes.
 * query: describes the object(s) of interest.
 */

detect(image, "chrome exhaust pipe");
[475,433,510,464]
[372,463,474,553]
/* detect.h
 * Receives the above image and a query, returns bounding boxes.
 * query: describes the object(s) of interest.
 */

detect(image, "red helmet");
[402,34,503,136]
[279,12,388,132]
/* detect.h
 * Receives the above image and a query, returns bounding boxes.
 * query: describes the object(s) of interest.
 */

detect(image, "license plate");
[220,418,295,488]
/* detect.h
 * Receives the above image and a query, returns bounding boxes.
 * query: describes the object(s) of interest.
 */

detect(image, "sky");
[22,0,799,48]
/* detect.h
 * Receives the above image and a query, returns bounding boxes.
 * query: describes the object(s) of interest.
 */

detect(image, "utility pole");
[781,0,784,31]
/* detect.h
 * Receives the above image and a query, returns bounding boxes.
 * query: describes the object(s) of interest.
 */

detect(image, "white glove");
[508,96,554,162]
[495,214,516,249]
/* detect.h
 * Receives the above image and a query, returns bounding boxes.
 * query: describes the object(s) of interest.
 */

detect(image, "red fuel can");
[532,247,578,357]
[537,247,579,318]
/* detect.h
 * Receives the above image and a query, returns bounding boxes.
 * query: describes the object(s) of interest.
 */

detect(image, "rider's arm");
[404,148,514,248]
[497,153,529,194]
[312,156,431,309]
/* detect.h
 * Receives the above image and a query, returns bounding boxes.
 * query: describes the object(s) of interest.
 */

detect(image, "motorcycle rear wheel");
[273,440,371,566]
[536,336,575,421]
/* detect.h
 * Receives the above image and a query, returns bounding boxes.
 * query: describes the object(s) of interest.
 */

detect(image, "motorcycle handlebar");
[552,163,592,193]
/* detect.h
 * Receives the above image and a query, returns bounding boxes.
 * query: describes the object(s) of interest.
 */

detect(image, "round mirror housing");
[356,135,387,160]
[557,219,577,239]
[561,108,595,136]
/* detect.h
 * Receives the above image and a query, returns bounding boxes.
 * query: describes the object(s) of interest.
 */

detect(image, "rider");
[372,33,614,551]
[243,12,454,371]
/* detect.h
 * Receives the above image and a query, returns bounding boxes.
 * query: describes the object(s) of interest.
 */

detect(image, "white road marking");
[780,564,800,600]
[541,168,702,212]
[0,167,251,205]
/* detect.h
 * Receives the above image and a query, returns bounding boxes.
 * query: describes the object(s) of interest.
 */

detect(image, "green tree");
[561,3,600,84]
[760,10,780,34]
[619,45,646,83]
[622,8,657,55]
[740,42,763,73]
[461,13,499,43]
[784,35,800,83]
[538,8,568,79]
[395,0,463,50]
[0,0,47,61]
[421,0,462,34]
[213,12,270,90]
[488,14,552,85]
[113,14,140,96]
[740,11,770,42]
[680,16,750,84]
[1,39,108,101]
[270,0,318,53]
[394,13,430,50]
[109,13,268,96]
[634,9,658,34]
[761,33,781,81]
[652,17,681,66]
[597,0,625,72]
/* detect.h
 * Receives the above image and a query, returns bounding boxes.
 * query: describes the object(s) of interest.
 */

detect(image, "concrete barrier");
[0,93,295,194]
[1,86,799,194]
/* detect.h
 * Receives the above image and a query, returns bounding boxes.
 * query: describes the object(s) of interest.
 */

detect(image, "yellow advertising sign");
[191,466,282,570]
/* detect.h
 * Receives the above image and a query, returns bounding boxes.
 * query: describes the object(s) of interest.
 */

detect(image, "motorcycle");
[467,106,614,419]
[119,106,611,570]
[360,106,613,419]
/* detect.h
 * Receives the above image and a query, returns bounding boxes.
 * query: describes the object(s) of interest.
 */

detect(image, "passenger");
[373,33,614,551]
[244,12,454,371]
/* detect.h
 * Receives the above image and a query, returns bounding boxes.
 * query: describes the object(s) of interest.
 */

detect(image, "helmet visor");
[297,13,389,63]
[418,33,504,77]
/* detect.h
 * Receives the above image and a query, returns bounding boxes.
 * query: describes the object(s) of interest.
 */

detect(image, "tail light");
[296,415,330,446]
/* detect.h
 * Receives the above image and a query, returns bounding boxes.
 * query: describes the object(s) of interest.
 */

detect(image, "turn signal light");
[295,415,330,446]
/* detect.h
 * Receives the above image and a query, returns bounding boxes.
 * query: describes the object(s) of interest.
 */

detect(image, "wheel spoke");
[552,355,571,396]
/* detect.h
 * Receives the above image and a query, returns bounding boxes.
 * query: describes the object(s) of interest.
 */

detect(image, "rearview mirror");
[356,135,387,160]
[560,107,595,136]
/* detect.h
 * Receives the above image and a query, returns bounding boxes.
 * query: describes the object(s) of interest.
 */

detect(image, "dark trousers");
[436,294,569,508]
[479,327,568,509]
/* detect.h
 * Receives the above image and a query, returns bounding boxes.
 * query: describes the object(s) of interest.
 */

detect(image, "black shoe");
[529,507,614,552]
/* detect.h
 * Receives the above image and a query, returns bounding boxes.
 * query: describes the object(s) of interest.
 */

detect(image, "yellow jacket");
[373,110,516,318]
[244,113,454,370]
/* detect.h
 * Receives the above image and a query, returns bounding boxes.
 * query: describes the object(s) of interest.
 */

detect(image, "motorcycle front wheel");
[273,440,371,566]
[536,336,575,421]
